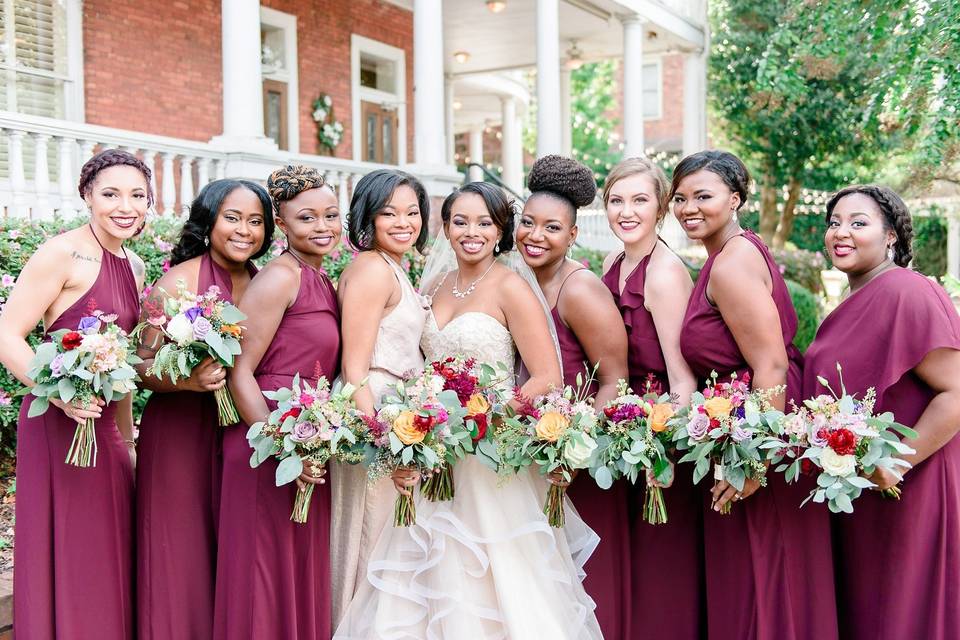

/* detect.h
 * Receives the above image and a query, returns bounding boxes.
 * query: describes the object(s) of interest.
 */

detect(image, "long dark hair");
[826,185,913,268]
[348,169,430,252]
[170,179,274,266]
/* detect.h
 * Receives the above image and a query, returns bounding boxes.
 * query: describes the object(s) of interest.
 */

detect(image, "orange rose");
[648,403,675,433]
[393,411,425,445]
[466,393,490,416]
[221,324,242,337]
[703,396,734,420]
[535,411,569,442]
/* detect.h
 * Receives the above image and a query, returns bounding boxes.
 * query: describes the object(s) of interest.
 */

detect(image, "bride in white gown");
[334,182,603,640]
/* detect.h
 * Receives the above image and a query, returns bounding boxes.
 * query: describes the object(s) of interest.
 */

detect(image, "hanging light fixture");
[564,40,584,70]
[453,50,471,64]
[486,0,507,13]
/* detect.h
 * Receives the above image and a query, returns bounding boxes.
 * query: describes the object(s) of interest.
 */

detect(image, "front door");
[361,100,398,164]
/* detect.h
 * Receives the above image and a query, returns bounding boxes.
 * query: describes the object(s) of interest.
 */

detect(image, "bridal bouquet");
[497,375,599,527]
[593,377,677,524]
[367,368,468,526]
[419,357,505,501]
[25,311,141,467]
[143,279,246,425]
[762,364,916,513]
[247,373,365,523]
[672,372,783,514]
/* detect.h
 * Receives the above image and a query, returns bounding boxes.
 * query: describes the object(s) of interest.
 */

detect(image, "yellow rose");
[392,411,425,445]
[703,396,734,419]
[466,393,491,416]
[648,403,675,433]
[535,411,569,442]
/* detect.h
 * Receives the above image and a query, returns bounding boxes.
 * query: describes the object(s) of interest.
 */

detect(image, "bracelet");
[124,439,136,447]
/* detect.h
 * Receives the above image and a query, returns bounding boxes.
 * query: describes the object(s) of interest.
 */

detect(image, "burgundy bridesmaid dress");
[136,252,256,639]
[603,248,706,640]
[679,230,839,640]
[803,267,960,640]
[551,268,631,640]
[214,254,341,640]
[14,226,140,639]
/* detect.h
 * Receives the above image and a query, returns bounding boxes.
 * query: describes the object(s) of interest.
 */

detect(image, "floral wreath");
[312,93,344,153]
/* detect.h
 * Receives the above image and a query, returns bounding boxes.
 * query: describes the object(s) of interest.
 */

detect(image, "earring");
[887,244,895,261]
[732,210,739,223]
[204,236,210,246]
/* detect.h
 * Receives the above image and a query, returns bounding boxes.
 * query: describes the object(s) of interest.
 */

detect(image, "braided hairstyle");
[670,150,751,211]
[526,155,598,224]
[170,179,275,266]
[825,185,913,267]
[266,164,331,215]
[78,148,154,206]
[441,182,517,254]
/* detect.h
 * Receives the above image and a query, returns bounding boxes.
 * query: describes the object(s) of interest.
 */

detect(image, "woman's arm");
[646,255,697,406]
[338,257,398,415]
[558,271,628,408]
[228,262,298,426]
[501,272,563,399]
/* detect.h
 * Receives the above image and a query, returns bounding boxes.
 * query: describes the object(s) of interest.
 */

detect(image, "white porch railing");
[0,111,417,220]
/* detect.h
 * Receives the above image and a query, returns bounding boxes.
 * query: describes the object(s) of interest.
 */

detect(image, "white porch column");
[468,127,484,182]
[57,137,79,217]
[212,0,275,151]
[445,76,456,165]
[536,0,561,157]
[622,15,645,158]
[8,131,28,218]
[32,134,52,219]
[413,0,447,168]
[560,67,572,156]
[682,50,708,157]
[949,215,960,279]
[501,97,522,193]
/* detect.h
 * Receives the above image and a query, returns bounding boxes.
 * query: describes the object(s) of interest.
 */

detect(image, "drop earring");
[887,244,895,261]
[731,209,739,224]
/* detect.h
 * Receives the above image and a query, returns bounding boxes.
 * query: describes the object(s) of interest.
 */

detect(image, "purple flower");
[612,403,643,423]
[192,316,212,340]
[78,316,100,333]
[1,274,14,287]
[49,353,65,378]
[687,412,710,441]
[291,420,319,443]
[732,421,751,443]
[184,306,202,323]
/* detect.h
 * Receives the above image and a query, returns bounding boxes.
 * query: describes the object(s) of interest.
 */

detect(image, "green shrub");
[913,215,947,278]
[570,246,608,276]
[770,247,827,294]
[786,279,820,353]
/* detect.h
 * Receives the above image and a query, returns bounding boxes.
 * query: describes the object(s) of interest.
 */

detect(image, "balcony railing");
[0,111,402,220]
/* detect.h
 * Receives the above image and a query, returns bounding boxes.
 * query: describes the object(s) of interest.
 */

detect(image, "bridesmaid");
[600,157,702,639]
[673,150,838,640]
[0,149,149,638]
[330,169,430,626]
[215,165,341,639]
[135,179,273,639]
[515,155,631,639]
[803,185,960,640]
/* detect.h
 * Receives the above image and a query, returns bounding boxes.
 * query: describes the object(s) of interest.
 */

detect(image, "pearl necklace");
[452,261,496,299]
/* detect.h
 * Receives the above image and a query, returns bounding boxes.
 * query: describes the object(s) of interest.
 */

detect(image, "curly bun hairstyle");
[825,185,913,267]
[441,182,517,255]
[526,154,597,223]
[266,164,330,214]
[348,169,430,253]
[670,150,751,211]
[602,157,671,223]
[171,179,275,266]
[78,148,154,206]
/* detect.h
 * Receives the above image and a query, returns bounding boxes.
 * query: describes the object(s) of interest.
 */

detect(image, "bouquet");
[247,373,365,523]
[366,368,468,526]
[144,279,246,426]
[26,311,141,467]
[497,375,599,527]
[672,373,783,514]
[419,357,506,501]
[762,363,917,513]
[593,377,677,524]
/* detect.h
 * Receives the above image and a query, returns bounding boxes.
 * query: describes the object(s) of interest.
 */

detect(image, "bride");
[334,182,603,639]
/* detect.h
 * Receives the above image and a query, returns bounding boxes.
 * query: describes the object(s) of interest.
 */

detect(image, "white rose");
[376,403,404,424]
[563,433,597,469]
[820,447,857,477]
[166,313,195,346]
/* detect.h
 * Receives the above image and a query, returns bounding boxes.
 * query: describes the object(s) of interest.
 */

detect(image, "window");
[351,35,406,165]
[260,7,298,152]
[642,60,662,120]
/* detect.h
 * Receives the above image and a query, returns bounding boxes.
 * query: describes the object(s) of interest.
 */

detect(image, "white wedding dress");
[333,310,603,640]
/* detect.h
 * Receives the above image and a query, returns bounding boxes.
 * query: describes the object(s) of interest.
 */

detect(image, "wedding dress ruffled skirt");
[333,456,602,640]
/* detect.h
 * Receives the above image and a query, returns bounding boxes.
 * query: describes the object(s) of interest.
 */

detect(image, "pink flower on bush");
[8,229,21,239]
[1,274,14,287]
[0,390,10,406]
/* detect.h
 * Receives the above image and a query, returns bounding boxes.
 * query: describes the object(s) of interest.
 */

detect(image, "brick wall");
[82,0,414,160]
[614,52,686,152]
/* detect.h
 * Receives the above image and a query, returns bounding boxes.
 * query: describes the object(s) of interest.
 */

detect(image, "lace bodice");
[421,311,516,388]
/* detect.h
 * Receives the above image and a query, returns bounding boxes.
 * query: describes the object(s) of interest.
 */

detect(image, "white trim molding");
[260,6,300,153]
[350,34,407,165]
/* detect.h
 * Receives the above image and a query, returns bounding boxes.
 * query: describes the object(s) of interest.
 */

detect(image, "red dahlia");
[61,331,83,350]
[827,428,857,456]
[470,413,488,442]
[413,413,435,433]
[280,407,302,422]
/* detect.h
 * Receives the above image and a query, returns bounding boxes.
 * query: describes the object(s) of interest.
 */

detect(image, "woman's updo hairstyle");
[78,148,155,206]
[825,184,913,268]
[526,154,597,224]
[670,150,751,211]
[441,182,517,255]
[348,169,430,252]
[171,179,275,266]
[266,164,330,215]
[602,156,671,224]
